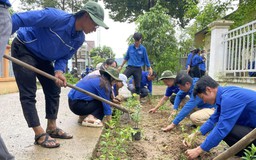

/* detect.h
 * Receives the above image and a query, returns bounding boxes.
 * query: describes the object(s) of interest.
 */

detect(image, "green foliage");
[103,0,199,28]
[227,0,256,29]
[125,94,141,128]
[177,0,232,53]
[195,0,230,31]
[96,109,134,159]
[242,144,256,160]
[134,1,180,74]
[91,56,105,68]
[8,8,15,15]
[90,45,115,59]
[90,45,115,68]
[19,0,91,12]
[64,73,79,84]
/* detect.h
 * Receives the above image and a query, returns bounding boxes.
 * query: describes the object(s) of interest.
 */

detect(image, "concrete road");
[0,88,102,160]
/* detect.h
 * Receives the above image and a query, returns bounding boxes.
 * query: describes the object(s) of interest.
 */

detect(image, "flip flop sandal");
[82,118,103,128]
[34,133,60,148]
[46,128,73,139]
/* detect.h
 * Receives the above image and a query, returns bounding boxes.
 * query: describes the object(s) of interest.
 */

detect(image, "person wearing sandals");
[68,67,122,127]
[11,1,108,148]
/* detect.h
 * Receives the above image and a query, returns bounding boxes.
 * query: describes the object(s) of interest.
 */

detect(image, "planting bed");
[95,96,241,160]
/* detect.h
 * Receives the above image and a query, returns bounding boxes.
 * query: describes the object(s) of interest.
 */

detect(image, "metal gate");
[223,20,256,77]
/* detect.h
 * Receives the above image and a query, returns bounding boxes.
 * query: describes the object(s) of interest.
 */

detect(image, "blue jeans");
[0,7,15,160]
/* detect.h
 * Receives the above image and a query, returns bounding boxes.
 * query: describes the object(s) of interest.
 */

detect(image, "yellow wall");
[0,46,18,94]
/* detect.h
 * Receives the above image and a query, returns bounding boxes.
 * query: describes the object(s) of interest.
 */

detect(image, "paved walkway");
[0,88,102,160]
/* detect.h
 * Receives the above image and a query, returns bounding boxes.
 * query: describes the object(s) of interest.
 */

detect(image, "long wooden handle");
[213,128,256,160]
[3,54,130,113]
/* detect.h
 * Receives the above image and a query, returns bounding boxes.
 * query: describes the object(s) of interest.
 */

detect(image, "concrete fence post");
[208,20,234,80]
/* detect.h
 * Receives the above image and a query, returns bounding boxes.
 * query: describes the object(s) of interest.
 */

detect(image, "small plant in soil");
[242,143,256,160]
[183,126,200,148]
[159,104,169,116]
[125,94,142,140]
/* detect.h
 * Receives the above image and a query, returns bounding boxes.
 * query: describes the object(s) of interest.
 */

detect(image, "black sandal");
[34,133,60,148]
[46,128,73,139]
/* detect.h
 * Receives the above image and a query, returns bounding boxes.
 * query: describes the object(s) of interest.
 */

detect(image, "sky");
[10,0,136,58]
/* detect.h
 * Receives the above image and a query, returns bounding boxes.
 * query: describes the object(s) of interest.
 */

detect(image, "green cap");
[81,1,109,29]
[159,70,176,80]
[100,67,122,81]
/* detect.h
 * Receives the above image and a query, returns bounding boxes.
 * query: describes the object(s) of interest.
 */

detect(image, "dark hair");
[100,58,118,70]
[74,10,87,19]
[194,48,200,54]
[193,75,219,97]
[100,72,112,94]
[149,71,157,77]
[105,58,117,66]
[133,32,142,41]
[175,71,193,86]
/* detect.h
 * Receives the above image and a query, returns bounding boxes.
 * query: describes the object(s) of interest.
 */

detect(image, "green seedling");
[183,127,200,147]
[242,144,256,160]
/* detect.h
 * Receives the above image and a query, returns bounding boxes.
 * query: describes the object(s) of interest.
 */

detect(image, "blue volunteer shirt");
[165,86,179,97]
[186,52,193,69]
[129,71,153,93]
[68,76,112,115]
[124,44,151,67]
[0,0,11,6]
[199,56,206,71]
[191,54,203,67]
[199,86,256,151]
[172,78,215,125]
[12,8,85,72]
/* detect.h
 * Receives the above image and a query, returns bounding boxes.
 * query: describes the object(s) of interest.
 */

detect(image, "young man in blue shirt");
[11,1,108,148]
[128,71,157,98]
[148,70,179,113]
[184,75,256,159]
[161,72,215,132]
[0,0,15,159]
[118,32,153,95]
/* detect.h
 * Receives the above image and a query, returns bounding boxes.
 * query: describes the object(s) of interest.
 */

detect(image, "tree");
[227,0,256,29]
[134,1,179,74]
[90,46,115,59]
[91,56,105,68]
[103,0,199,28]
[195,0,230,31]
[20,0,92,12]
[178,0,232,52]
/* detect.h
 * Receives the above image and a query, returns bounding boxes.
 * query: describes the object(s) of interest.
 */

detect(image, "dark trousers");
[189,66,201,78]
[129,87,149,98]
[223,125,256,157]
[124,66,142,94]
[200,70,205,77]
[68,99,104,120]
[170,94,176,105]
[11,38,61,128]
